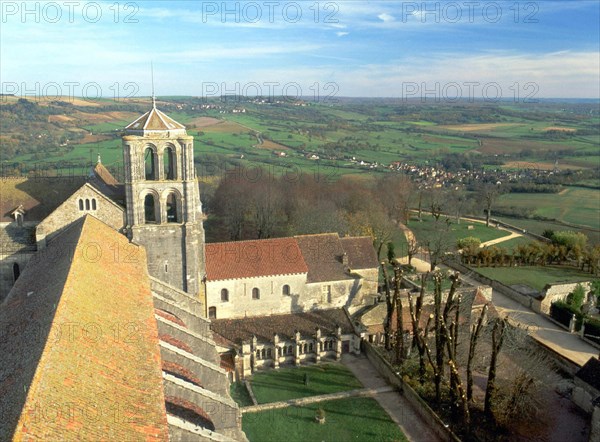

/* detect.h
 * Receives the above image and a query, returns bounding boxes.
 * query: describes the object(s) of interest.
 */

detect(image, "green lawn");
[242,397,407,442]
[475,266,592,291]
[498,187,600,230]
[489,235,536,251]
[249,363,363,404]
[230,382,254,407]
[409,216,511,249]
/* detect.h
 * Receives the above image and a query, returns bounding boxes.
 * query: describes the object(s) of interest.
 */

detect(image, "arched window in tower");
[91,198,97,210]
[144,194,157,223]
[85,199,90,210]
[163,146,176,180]
[144,147,157,180]
[78,199,84,211]
[13,263,20,282]
[166,193,180,223]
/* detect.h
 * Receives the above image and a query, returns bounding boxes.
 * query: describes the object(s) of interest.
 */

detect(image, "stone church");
[0,101,379,439]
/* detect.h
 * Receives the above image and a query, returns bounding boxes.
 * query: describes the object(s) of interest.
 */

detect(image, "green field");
[249,363,363,404]
[498,187,600,230]
[475,266,593,291]
[489,235,535,251]
[409,216,511,248]
[242,397,407,442]
[496,215,600,245]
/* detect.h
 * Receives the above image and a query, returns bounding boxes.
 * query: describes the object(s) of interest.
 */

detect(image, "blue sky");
[1,1,599,98]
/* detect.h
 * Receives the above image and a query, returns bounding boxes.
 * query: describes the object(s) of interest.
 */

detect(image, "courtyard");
[233,362,408,442]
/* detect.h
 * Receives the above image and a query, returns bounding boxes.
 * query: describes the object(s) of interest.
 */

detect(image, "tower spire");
[151,61,156,108]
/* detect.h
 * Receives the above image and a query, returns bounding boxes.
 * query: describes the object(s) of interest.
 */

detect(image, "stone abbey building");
[0,102,379,440]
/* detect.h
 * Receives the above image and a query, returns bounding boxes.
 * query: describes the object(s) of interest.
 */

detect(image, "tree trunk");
[484,317,507,418]
[381,262,395,351]
[433,273,443,404]
[467,304,488,402]
[393,265,404,364]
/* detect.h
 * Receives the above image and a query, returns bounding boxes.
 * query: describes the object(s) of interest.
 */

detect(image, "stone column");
[250,335,257,373]
[241,341,252,379]
[273,333,280,369]
[315,327,322,362]
[294,330,301,365]
[335,325,342,360]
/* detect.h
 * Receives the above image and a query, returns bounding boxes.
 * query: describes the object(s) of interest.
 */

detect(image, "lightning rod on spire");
[151,62,156,108]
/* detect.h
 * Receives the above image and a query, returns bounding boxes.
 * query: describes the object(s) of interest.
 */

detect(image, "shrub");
[566,283,586,311]
[551,301,583,331]
[457,236,481,250]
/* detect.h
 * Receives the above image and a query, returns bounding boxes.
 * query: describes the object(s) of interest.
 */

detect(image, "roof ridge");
[294,232,340,238]
[206,236,297,246]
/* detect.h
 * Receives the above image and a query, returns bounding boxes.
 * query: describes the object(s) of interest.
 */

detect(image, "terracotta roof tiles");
[211,308,355,345]
[0,215,168,440]
[339,236,379,270]
[205,237,308,281]
[295,233,351,283]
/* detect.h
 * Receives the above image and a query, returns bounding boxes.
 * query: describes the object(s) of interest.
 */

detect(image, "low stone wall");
[362,341,461,442]
[151,276,207,317]
[540,281,592,315]
[528,336,581,376]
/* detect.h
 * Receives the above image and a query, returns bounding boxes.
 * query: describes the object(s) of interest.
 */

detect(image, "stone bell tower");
[122,99,206,298]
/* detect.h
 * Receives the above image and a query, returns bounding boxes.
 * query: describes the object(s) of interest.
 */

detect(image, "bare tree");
[422,217,452,271]
[478,183,501,227]
[407,273,429,383]
[380,262,395,351]
[467,303,488,402]
[406,237,419,267]
[484,316,508,418]
[393,264,405,364]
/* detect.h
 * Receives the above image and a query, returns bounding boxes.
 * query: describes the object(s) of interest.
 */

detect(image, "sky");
[1,0,599,99]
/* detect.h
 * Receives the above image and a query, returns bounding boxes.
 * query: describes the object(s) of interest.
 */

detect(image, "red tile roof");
[205,237,308,281]
[0,215,168,441]
[211,308,355,345]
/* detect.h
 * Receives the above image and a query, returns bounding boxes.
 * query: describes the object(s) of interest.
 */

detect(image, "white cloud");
[377,13,395,22]
[336,32,349,37]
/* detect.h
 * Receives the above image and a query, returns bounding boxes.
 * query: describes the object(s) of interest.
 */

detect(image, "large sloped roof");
[339,236,379,270]
[205,233,379,283]
[88,162,125,205]
[0,215,168,441]
[0,177,86,222]
[295,233,352,283]
[205,237,308,281]
[124,105,186,133]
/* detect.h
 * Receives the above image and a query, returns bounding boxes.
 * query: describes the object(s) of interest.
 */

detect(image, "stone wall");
[362,341,461,442]
[207,274,375,320]
[36,184,124,247]
[572,378,598,414]
[539,281,592,315]
[0,250,35,303]
[206,273,307,319]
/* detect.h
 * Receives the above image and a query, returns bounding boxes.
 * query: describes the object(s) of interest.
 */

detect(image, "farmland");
[1,96,598,245]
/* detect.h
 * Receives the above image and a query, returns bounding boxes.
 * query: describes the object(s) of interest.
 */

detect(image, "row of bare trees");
[460,238,600,276]
[379,264,558,435]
